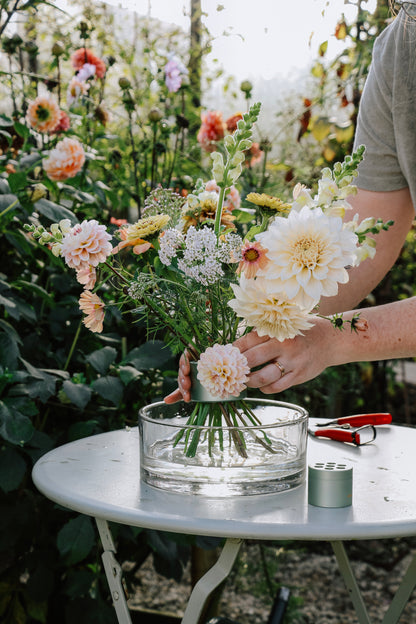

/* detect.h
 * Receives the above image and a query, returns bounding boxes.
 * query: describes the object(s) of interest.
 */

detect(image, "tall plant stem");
[63,320,82,371]
[127,110,142,217]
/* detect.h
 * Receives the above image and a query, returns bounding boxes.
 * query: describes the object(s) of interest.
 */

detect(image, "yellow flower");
[246,193,291,213]
[112,214,170,254]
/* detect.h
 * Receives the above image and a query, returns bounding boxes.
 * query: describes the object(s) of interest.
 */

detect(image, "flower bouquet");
[26,102,391,468]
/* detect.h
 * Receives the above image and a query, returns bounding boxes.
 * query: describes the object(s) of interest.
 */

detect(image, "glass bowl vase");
[138,398,308,496]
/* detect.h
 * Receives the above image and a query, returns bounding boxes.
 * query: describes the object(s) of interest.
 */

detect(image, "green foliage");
[0,0,412,623]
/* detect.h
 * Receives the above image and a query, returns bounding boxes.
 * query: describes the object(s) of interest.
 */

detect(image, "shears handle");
[314,428,358,444]
[337,413,392,427]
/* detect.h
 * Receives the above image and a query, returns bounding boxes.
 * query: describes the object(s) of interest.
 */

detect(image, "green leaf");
[62,380,92,410]
[0,401,35,445]
[118,365,141,385]
[0,447,26,492]
[19,360,57,402]
[7,172,27,193]
[86,346,117,374]
[13,280,55,305]
[0,193,19,212]
[34,198,78,225]
[125,340,173,370]
[57,516,95,565]
[0,331,20,370]
[13,121,30,139]
[92,376,123,405]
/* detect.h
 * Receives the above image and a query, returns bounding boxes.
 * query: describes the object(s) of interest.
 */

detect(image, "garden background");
[1,0,415,622]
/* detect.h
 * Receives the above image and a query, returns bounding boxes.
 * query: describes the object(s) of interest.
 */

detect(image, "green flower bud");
[52,41,65,57]
[118,76,131,90]
[148,107,163,123]
[240,80,253,94]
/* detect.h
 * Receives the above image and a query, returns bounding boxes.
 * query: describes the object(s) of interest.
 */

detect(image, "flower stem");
[63,320,82,371]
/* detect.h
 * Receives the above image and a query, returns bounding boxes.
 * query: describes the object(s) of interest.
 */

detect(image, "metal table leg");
[332,541,416,624]
[331,541,372,624]
[381,551,416,624]
[96,518,132,624]
[181,538,243,624]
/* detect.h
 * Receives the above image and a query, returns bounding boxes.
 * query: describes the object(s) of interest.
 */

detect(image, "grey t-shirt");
[353,9,416,210]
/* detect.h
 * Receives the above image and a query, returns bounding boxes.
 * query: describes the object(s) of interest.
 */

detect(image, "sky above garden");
[96,0,378,80]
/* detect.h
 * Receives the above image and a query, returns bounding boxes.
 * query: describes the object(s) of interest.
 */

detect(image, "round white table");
[32,420,416,624]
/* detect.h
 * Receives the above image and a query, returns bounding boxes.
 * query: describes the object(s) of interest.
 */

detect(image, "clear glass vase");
[138,398,308,496]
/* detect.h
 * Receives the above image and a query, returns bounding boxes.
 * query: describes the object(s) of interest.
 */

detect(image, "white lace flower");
[228,276,315,341]
[197,343,250,399]
[257,206,358,309]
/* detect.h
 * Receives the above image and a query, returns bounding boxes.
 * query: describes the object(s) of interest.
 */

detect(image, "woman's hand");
[234,320,334,393]
[164,351,192,404]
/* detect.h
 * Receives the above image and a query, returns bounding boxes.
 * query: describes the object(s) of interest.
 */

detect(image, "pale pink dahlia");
[76,265,97,290]
[43,137,85,181]
[79,290,105,333]
[197,343,250,400]
[61,219,112,269]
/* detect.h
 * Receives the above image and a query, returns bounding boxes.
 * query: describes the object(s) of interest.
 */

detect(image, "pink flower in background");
[224,185,241,211]
[197,343,250,399]
[76,265,97,290]
[246,142,263,167]
[164,59,183,93]
[237,241,269,279]
[26,94,61,133]
[61,219,112,269]
[43,137,85,181]
[51,110,71,134]
[67,76,90,106]
[79,290,105,333]
[76,63,97,82]
[205,180,220,193]
[71,48,106,79]
[197,111,225,152]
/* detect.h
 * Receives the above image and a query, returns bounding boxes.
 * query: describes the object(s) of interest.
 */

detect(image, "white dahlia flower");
[256,206,358,308]
[228,276,315,341]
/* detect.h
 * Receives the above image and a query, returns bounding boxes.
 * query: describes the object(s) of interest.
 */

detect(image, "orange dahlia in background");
[71,48,106,79]
[197,111,225,152]
[26,94,61,133]
[43,137,85,181]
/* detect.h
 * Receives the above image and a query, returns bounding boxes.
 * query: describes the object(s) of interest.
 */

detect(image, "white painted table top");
[32,419,416,541]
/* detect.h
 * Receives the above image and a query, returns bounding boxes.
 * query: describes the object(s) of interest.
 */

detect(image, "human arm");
[235,296,416,394]
[318,186,414,314]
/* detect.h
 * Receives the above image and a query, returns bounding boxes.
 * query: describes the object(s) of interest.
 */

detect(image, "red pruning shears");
[309,413,392,446]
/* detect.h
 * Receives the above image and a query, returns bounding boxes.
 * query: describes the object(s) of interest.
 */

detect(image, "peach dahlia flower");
[79,290,105,333]
[197,343,250,400]
[60,219,112,269]
[43,137,85,181]
[26,94,61,133]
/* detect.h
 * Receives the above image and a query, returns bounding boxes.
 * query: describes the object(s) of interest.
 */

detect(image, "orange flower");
[79,290,105,333]
[237,241,269,279]
[26,94,61,133]
[43,137,85,181]
[197,111,225,152]
[71,48,106,79]
[110,217,128,227]
[112,227,152,255]
[226,112,243,133]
